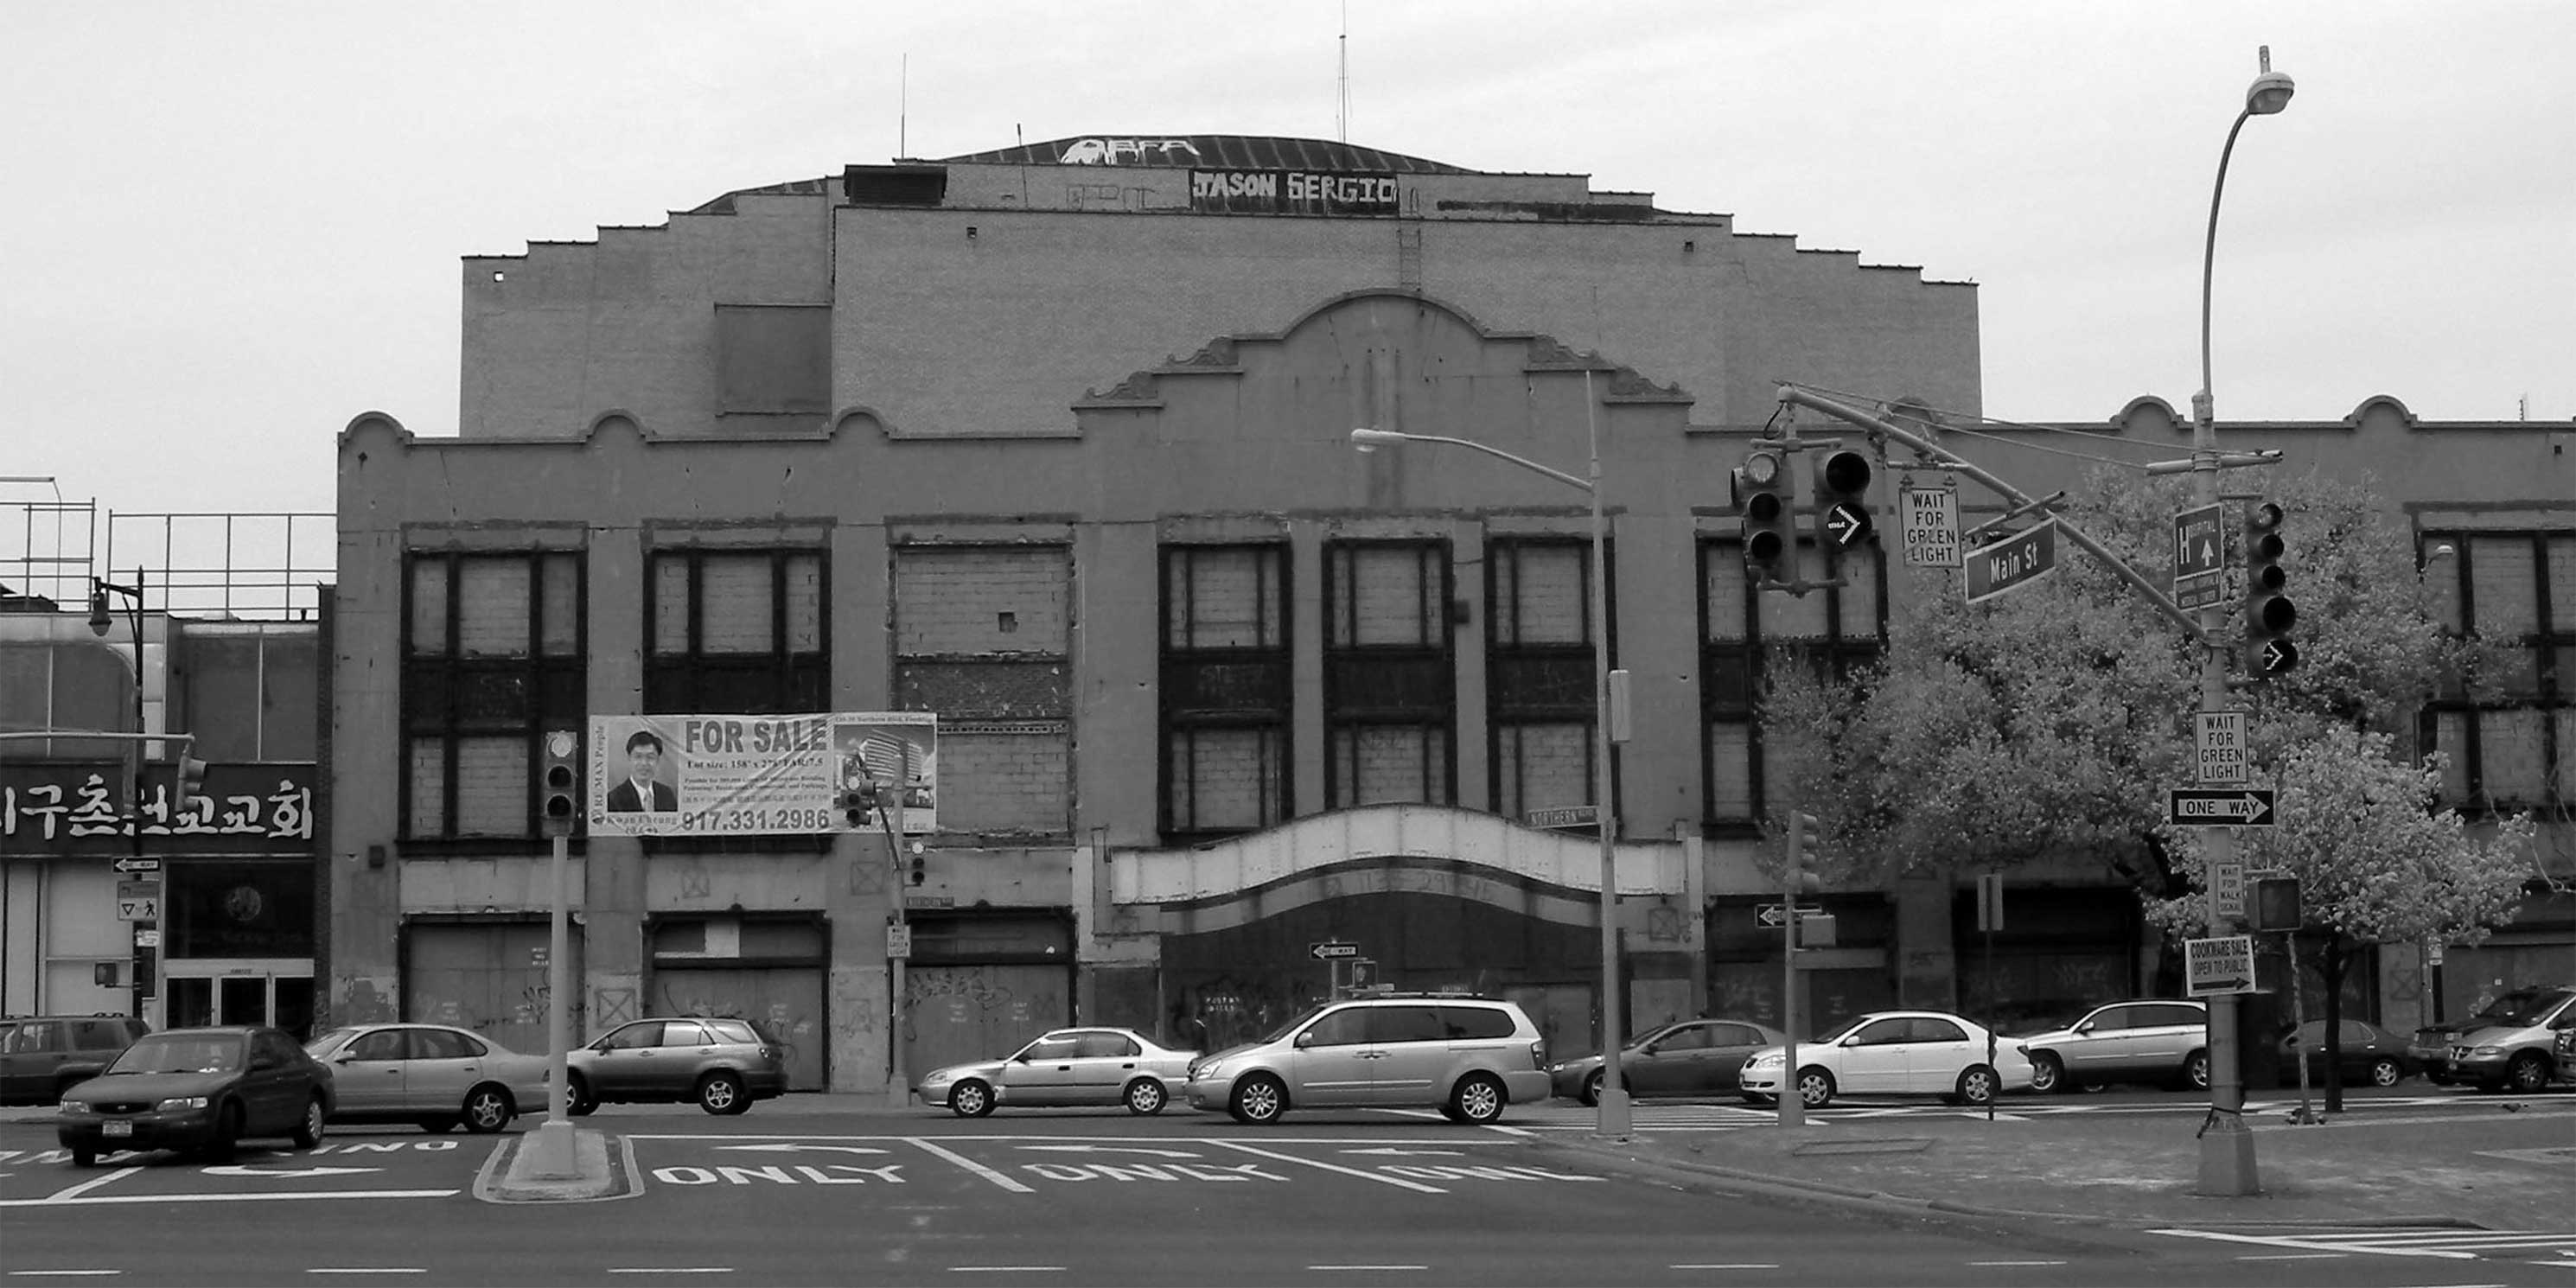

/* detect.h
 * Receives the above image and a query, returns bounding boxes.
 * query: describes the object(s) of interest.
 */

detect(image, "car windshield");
[109,1035,242,1074]
[2471,989,2573,1026]
[1809,1017,1871,1045]
[1258,1005,1331,1045]
[303,1028,361,1057]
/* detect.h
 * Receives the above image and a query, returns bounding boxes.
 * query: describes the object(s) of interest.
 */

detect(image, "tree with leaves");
[2141,728,2534,1112]
[1764,461,2491,1004]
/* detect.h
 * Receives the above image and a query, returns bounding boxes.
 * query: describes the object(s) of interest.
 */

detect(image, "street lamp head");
[1349,427,1412,452]
[2246,69,2294,116]
[86,583,113,637]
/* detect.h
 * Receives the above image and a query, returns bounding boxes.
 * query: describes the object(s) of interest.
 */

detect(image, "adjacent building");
[323,133,2570,1092]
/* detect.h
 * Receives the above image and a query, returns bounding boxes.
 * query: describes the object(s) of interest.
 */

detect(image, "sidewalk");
[1530,1100,2576,1232]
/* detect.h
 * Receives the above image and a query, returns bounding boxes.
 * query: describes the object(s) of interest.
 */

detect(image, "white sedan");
[303,1023,550,1134]
[914,1027,1197,1118]
[1738,1010,2036,1110]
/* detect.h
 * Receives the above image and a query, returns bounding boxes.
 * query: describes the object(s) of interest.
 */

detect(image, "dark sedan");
[1549,1018,1788,1105]
[56,1026,333,1166]
[2280,1018,2416,1087]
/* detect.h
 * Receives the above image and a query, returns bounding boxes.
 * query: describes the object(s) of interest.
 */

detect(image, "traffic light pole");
[526,828,577,1177]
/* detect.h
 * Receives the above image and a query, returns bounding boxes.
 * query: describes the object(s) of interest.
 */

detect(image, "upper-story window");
[1161,544,1291,840]
[2422,531,2575,811]
[1324,540,1454,808]
[1700,539,1883,826]
[401,551,584,838]
[645,549,827,714]
[1486,538,1609,822]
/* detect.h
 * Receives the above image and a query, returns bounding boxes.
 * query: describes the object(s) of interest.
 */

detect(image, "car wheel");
[417,1117,456,1134]
[1229,1074,1287,1125]
[1123,1079,1168,1116]
[2028,1054,2064,1094]
[1795,1068,1835,1111]
[1956,1065,1999,1107]
[2505,1051,2551,1094]
[462,1085,514,1134]
[70,1145,96,1168]
[697,1071,747,1116]
[2367,1058,2403,1087]
[948,1079,994,1119]
[1581,1070,1604,1107]
[2179,1049,2210,1092]
[566,1074,596,1117]
[1451,1073,1507,1125]
[291,1095,327,1151]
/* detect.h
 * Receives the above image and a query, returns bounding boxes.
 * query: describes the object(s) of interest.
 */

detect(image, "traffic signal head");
[841,781,881,830]
[539,729,580,837]
[1732,445,1794,583]
[2250,875,2302,932]
[909,849,927,886]
[174,755,207,803]
[2243,500,2299,678]
[1810,448,1875,553]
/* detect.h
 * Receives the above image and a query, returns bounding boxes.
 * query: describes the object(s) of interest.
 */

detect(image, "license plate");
[103,1120,133,1137]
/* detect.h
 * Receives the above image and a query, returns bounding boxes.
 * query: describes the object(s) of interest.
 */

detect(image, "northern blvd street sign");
[1963,519,2059,605]
[2169,787,2275,826]
[1309,940,1360,960]
[2185,934,2258,996]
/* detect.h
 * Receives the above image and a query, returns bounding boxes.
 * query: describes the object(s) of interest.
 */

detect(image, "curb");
[1527,1133,2489,1233]
[471,1127,639,1203]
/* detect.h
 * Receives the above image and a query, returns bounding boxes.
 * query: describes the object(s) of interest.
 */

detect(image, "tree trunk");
[2321,937,2347,1114]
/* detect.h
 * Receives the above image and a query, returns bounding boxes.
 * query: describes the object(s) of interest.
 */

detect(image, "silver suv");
[1182,994,1549,1125]
[2013,999,2208,1094]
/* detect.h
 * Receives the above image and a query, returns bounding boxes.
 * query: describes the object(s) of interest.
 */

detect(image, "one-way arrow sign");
[1309,940,1360,960]
[1822,502,1872,548]
[2168,788,2276,827]
[1755,903,1825,928]
[111,857,162,875]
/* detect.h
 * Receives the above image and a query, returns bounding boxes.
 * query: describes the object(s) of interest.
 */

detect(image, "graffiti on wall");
[902,966,1024,1042]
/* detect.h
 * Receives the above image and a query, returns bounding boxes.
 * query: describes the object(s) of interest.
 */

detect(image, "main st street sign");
[1963,519,2059,605]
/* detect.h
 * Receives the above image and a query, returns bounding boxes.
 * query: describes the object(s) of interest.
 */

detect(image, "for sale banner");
[588,711,937,838]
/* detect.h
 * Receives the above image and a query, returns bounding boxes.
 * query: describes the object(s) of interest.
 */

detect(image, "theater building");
[325,134,2569,1092]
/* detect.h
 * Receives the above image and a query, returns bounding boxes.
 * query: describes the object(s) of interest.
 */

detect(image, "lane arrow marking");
[200,1164,382,1178]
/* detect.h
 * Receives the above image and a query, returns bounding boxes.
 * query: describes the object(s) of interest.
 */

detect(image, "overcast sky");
[5,0,2571,534]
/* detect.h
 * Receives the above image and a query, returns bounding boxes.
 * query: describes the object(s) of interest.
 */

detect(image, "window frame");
[1157,542,1294,842]
[644,546,830,716]
[1697,536,1885,832]
[1484,536,1616,822]
[399,549,587,845]
[2419,529,2572,817]
[1323,539,1457,808]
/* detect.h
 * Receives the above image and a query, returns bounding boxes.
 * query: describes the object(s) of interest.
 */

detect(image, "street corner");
[474,1126,638,1204]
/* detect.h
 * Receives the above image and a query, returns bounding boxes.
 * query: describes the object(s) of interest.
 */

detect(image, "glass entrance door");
[160,965,314,1036]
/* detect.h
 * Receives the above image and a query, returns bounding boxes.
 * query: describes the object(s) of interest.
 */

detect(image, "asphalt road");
[4,1089,2569,1286]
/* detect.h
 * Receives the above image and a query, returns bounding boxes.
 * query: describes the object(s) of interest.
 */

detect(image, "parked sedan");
[1738,1011,2036,1110]
[304,1023,549,1133]
[56,1026,333,1167]
[1549,1018,1787,1105]
[565,1017,787,1116]
[2279,1018,2416,1087]
[915,1027,1196,1117]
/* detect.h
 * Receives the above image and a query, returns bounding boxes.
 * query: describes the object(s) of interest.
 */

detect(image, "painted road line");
[1305,1267,1429,1272]
[604,1271,730,1276]
[0,1189,459,1207]
[6,1273,122,1278]
[1669,1265,1779,1271]
[902,1138,1036,1194]
[301,1271,424,1276]
[1202,1140,1445,1193]
[2235,1254,2344,1260]
[1967,1260,2066,1266]
[45,1167,140,1203]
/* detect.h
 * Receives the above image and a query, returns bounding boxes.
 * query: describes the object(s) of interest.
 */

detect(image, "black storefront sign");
[1189,169,1400,215]
[0,762,316,856]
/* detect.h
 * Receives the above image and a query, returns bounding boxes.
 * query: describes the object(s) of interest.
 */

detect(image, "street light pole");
[89,571,151,1022]
[1351,417,1629,1138]
[2191,45,2293,1198]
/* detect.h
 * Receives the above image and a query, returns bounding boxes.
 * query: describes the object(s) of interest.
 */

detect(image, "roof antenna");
[899,54,908,159]
[1336,1,1350,142]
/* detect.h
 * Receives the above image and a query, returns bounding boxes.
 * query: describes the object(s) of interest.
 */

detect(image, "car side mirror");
[2074,1020,2095,1034]
[334,1052,357,1063]
[1294,1032,1316,1049]
[1840,1035,1862,1047]
[1636,1043,1658,1055]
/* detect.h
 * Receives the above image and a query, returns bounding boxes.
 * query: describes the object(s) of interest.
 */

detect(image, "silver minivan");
[1181,995,1550,1125]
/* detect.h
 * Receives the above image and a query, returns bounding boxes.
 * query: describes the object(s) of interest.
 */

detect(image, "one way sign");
[2168,788,2275,827]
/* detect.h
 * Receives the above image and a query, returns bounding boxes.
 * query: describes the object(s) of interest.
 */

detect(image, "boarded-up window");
[1162,544,1291,838]
[645,549,826,715]
[716,304,830,417]
[1489,539,1600,819]
[1324,541,1452,808]
[402,550,583,839]
[894,545,1074,835]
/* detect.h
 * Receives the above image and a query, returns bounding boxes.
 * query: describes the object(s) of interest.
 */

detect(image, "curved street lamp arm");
[1349,428,1591,494]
